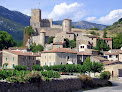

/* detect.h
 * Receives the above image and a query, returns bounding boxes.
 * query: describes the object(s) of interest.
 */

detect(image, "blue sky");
[0,0,122,25]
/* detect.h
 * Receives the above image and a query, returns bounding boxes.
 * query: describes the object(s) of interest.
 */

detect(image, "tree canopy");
[113,32,122,49]
[103,30,107,38]
[64,38,76,48]
[47,36,55,44]
[24,26,34,36]
[30,43,44,53]
[0,31,16,50]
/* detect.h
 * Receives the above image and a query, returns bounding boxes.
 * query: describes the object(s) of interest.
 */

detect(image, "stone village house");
[1,50,39,70]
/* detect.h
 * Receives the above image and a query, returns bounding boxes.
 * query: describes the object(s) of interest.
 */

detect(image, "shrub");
[78,73,93,88]
[100,71,111,80]
[24,71,44,83]
[41,70,60,78]
[14,65,27,71]
[32,65,43,71]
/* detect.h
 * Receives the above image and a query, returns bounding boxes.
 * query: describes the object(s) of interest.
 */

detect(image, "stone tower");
[40,29,46,47]
[62,19,72,32]
[30,9,41,28]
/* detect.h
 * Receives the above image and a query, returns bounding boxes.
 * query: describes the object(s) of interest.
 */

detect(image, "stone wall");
[0,78,108,92]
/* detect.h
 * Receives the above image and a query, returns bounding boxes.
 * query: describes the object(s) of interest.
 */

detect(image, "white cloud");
[98,9,122,25]
[86,17,96,22]
[48,2,86,21]
[20,9,31,16]
[85,9,122,25]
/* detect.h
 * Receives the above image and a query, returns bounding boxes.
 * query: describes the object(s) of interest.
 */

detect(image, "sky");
[0,0,122,25]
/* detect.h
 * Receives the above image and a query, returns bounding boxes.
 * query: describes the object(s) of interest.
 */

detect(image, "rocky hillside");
[103,18,122,37]
[0,6,30,42]
[53,20,106,30]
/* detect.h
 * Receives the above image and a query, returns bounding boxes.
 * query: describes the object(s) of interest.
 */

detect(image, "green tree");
[113,32,122,49]
[103,30,107,38]
[30,43,44,53]
[90,27,99,30]
[91,61,104,77]
[14,65,27,71]
[83,57,92,75]
[24,26,34,36]
[96,38,110,51]
[69,39,76,48]
[72,26,74,28]
[32,65,43,71]
[0,31,16,50]
[47,36,55,44]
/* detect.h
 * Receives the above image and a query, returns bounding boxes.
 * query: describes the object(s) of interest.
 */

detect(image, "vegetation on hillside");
[30,43,44,53]
[0,31,16,50]
[92,38,111,51]
[90,27,99,30]
[47,36,55,44]
[24,26,34,36]
[64,38,76,48]
[90,31,99,36]
[112,32,122,49]
[103,18,122,36]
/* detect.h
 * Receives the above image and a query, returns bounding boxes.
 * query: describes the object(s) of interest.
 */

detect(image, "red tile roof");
[103,60,119,65]
[53,41,66,45]
[77,52,92,56]
[103,38,112,40]
[104,51,121,55]
[9,47,27,50]
[3,50,39,57]
[42,48,77,54]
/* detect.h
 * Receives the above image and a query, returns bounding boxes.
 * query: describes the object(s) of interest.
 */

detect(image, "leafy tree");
[90,31,96,35]
[24,26,34,36]
[0,31,16,50]
[64,38,76,48]
[103,30,107,38]
[113,32,122,49]
[91,61,104,77]
[32,65,43,71]
[100,71,111,80]
[30,43,44,53]
[83,57,92,75]
[72,26,74,28]
[14,65,27,71]
[96,38,110,51]
[90,27,99,30]
[69,39,76,48]
[47,36,55,44]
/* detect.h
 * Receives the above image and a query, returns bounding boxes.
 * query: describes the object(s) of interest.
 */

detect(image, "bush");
[24,71,44,83]
[78,73,93,88]
[14,65,27,71]
[32,65,43,71]
[24,26,34,36]
[47,36,55,44]
[100,71,111,80]
[41,70,60,78]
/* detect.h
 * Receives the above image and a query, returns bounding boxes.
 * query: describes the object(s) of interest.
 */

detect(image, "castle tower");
[40,29,46,47]
[30,9,41,28]
[62,19,72,32]
[48,18,53,28]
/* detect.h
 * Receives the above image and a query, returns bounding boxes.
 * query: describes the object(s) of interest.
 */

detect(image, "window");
[109,55,112,58]
[68,56,70,60]
[53,62,55,65]
[77,34,78,36]
[61,62,62,64]
[12,64,15,69]
[13,57,15,61]
[81,46,82,48]
[45,62,47,65]
[83,46,84,48]
[49,62,51,66]
[6,58,7,61]
[69,35,70,37]
[92,38,93,40]
[116,55,118,58]
[107,41,108,43]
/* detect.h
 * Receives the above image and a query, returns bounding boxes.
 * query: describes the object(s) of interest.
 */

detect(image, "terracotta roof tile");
[3,50,39,57]
[53,41,66,45]
[42,48,77,54]
[103,60,119,65]
[77,52,92,55]
[9,47,27,50]
[103,38,112,40]
[92,56,109,61]
[104,51,120,55]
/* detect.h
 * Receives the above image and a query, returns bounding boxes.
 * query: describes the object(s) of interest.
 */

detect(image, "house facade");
[41,48,77,66]
[2,50,38,70]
